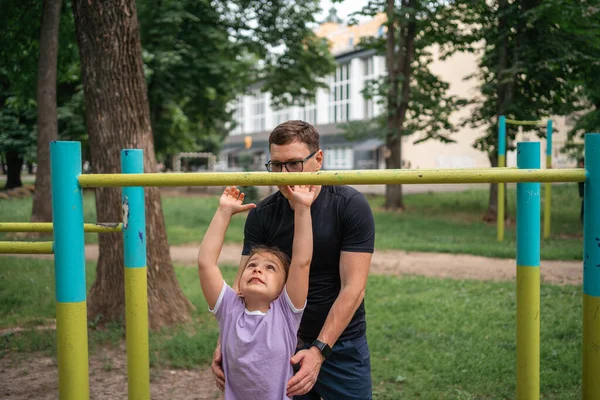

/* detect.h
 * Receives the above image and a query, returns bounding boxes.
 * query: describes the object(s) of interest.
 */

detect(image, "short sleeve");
[276,287,304,334]
[341,193,375,253]
[209,282,243,323]
[242,208,265,255]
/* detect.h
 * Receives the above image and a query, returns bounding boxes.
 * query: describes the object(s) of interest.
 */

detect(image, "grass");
[0,256,583,399]
[0,183,584,260]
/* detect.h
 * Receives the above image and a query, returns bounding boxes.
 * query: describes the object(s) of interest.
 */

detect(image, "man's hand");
[211,345,225,391]
[287,346,324,397]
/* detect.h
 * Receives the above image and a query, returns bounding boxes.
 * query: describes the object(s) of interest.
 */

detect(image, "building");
[219,11,576,175]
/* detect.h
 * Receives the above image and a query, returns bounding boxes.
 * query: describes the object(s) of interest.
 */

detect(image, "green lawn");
[0,183,584,260]
[0,256,582,398]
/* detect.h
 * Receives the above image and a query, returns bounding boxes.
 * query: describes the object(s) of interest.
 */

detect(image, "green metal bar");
[505,119,546,126]
[78,168,586,188]
[0,241,54,254]
[0,222,122,233]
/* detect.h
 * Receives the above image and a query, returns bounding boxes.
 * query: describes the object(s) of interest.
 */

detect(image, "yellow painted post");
[516,142,541,400]
[122,149,150,400]
[583,133,600,399]
[544,120,553,239]
[51,141,89,400]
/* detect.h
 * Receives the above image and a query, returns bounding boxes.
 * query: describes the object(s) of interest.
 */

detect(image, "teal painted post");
[499,116,507,159]
[497,115,507,241]
[515,141,541,399]
[121,149,150,399]
[582,133,600,399]
[546,120,553,157]
[50,141,89,399]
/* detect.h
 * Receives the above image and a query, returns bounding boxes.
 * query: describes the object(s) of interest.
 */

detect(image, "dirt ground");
[0,346,223,400]
[1,245,582,399]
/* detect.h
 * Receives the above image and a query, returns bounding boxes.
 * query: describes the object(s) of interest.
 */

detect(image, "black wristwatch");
[311,339,332,360]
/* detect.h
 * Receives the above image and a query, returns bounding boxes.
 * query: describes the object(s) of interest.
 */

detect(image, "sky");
[316,0,369,23]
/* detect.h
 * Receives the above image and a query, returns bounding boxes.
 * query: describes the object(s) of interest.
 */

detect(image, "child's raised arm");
[197,187,256,309]
[280,185,316,309]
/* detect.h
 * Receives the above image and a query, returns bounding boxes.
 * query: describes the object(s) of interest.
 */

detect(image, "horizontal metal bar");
[505,119,547,126]
[0,241,54,254]
[0,222,123,233]
[77,168,586,188]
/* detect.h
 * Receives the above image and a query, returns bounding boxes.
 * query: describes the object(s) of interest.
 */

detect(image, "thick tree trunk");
[4,151,24,190]
[31,0,62,226]
[384,0,404,210]
[489,0,514,218]
[384,0,416,210]
[72,0,193,329]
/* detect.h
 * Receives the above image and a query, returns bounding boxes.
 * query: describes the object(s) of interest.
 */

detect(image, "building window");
[363,57,375,119]
[325,147,353,169]
[378,25,385,37]
[348,37,354,47]
[273,107,291,126]
[231,96,245,135]
[329,63,351,123]
[302,101,317,125]
[250,89,266,133]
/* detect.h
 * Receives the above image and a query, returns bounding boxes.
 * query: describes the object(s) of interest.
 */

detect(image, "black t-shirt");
[242,185,375,343]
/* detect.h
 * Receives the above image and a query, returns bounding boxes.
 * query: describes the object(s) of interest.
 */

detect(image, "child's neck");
[244,296,272,313]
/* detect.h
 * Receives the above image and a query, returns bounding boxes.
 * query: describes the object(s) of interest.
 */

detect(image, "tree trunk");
[4,151,24,190]
[384,0,416,210]
[31,0,62,225]
[489,0,514,218]
[384,0,404,210]
[72,0,193,329]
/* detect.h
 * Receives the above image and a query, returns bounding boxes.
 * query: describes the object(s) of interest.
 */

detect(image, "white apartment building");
[220,13,576,173]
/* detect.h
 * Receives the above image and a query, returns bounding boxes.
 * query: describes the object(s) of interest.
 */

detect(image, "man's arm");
[286,251,371,397]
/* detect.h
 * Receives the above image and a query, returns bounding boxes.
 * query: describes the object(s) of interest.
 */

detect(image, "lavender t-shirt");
[210,282,305,400]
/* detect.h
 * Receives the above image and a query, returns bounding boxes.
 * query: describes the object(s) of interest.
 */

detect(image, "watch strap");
[311,339,332,359]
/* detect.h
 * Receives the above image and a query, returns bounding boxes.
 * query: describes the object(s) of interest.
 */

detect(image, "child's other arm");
[285,203,314,309]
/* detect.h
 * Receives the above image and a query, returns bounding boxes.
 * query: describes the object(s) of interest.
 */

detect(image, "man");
[211,120,375,399]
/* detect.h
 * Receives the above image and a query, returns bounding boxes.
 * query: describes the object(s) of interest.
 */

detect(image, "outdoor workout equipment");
[497,116,554,241]
[1,135,599,400]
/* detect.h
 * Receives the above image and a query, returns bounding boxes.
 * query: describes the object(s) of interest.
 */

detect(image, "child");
[197,185,315,400]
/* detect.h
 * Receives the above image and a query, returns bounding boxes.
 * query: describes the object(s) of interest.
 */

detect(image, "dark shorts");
[293,335,372,400]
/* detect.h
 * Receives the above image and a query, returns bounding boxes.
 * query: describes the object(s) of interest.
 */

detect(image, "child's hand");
[218,186,256,215]
[283,185,317,209]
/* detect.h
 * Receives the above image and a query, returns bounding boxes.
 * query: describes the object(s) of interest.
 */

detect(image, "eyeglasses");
[265,151,317,173]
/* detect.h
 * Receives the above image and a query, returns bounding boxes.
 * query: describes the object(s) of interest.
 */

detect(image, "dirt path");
[0,347,222,400]
[81,243,581,286]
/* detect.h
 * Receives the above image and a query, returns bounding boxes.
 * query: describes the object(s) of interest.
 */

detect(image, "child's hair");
[247,245,291,281]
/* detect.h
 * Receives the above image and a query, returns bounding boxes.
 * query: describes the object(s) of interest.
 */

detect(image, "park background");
[1,0,598,398]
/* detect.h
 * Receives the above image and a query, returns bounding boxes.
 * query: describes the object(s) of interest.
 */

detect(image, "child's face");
[239,251,286,303]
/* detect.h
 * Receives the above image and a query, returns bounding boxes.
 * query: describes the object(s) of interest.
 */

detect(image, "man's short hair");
[269,120,320,153]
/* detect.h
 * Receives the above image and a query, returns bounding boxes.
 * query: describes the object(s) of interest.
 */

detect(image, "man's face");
[269,141,323,173]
